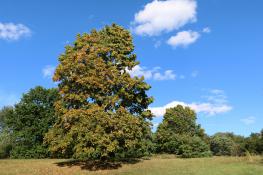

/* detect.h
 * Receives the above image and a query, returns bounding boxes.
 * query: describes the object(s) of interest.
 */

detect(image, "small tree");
[155,105,211,157]
[45,24,153,160]
[0,106,14,131]
[0,129,13,158]
[4,86,59,158]
[245,131,263,155]
[210,133,238,156]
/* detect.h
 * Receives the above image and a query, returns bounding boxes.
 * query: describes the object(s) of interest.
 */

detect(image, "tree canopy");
[155,105,211,158]
[2,86,59,158]
[45,24,153,160]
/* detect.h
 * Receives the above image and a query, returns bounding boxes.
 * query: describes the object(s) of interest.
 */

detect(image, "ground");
[0,155,262,175]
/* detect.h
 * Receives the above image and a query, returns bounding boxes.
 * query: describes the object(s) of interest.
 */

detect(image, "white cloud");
[153,70,176,80]
[0,22,31,41]
[202,27,211,33]
[241,116,256,125]
[127,65,154,80]
[150,89,232,117]
[150,101,232,117]
[42,65,56,79]
[132,0,197,36]
[167,30,200,48]
[203,89,228,104]
[128,65,176,81]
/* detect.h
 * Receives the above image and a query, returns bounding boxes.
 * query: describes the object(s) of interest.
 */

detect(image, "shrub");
[210,133,237,156]
[179,136,212,158]
[0,130,13,158]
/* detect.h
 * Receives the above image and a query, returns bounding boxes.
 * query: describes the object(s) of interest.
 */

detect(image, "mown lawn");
[0,155,262,175]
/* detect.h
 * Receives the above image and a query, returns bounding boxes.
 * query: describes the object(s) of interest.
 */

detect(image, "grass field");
[0,155,262,175]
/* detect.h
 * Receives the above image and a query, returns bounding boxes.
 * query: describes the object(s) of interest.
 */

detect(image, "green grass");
[0,155,262,175]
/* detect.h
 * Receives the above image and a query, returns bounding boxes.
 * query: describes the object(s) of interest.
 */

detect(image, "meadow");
[0,155,262,175]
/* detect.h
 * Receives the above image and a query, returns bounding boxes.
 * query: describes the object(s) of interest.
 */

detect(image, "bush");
[179,136,212,158]
[210,133,237,156]
[0,130,13,158]
[10,145,49,159]
[245,131,263,155]
[156,134,211,158]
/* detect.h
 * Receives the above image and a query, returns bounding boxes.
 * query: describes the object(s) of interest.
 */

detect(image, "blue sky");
[0,0,262,136]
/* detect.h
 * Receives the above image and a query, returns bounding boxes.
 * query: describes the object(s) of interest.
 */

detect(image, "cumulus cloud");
[132,0,197,36]
[127,65,176,81]
[167,30,200,48]
[241,116,256,125]
[150,101,232,117]
[0,22,31,41]
[42,65,56,79]
[150,89,232,117]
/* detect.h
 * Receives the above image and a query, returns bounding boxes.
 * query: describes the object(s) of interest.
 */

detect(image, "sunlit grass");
[0,156,262,175]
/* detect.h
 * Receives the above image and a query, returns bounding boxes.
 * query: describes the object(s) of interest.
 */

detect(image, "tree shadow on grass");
[55,158,141,171]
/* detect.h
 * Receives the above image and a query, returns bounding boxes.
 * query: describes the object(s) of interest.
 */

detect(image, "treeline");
[0,90,262,159]
[0,24,262,160]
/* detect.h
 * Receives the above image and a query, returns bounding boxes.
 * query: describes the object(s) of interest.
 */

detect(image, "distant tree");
[245,131,263,155]
[0,107,14,158]
[155,105,211,158]
[178,135,211,158]
[156,105,205,137]
[0,129,13,158]
[223,133,247,156]
[0,106,14,131]
[4,86,59,158]
[210,133,238,156]
[45,24,153,160]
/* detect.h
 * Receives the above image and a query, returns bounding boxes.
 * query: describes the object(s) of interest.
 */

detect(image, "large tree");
[155,105,211,158]
[45,24,153,160]
[3,86,59,158]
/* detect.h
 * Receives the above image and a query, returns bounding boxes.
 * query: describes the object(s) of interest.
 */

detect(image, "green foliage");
[223,133,247,156]
[45,106,152,160]
[0,107,15,158]
[45,24,153,160]
[245,131,263,155]
[210,133,238,156]
[155,105,211,158]
[0,129,13,158]
[3,86,59,158]
[0,106,14,130]
[178,135,212,158]
[157,105,200,136]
